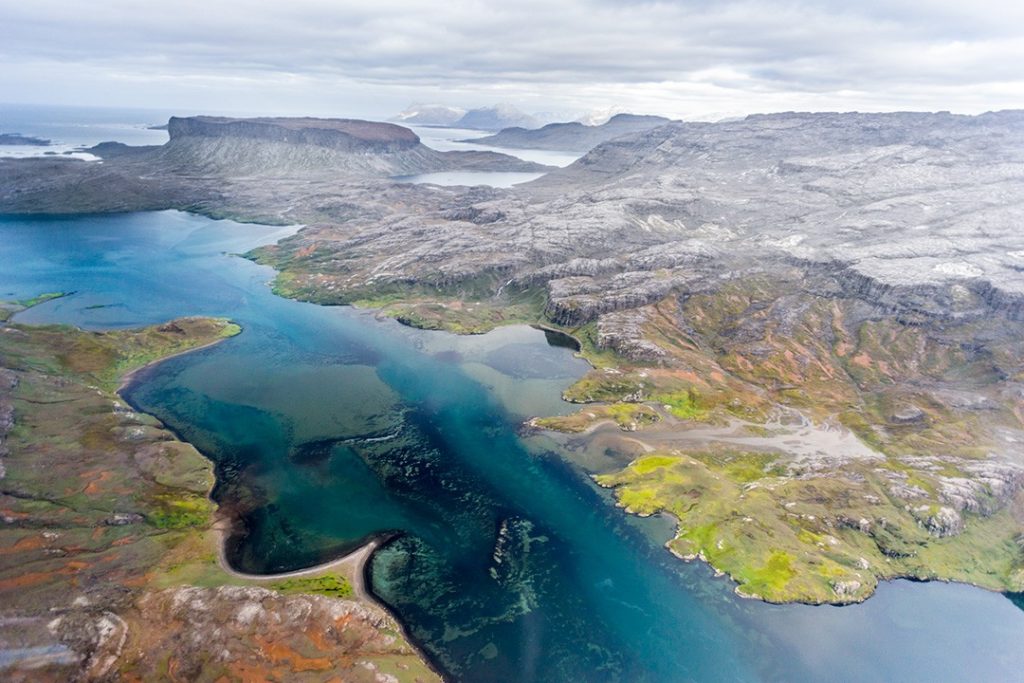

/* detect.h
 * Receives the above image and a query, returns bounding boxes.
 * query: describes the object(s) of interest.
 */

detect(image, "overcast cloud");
[1,0,1022,119]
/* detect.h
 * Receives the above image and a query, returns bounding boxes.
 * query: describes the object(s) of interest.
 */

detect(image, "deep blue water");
[2,211,1023,682]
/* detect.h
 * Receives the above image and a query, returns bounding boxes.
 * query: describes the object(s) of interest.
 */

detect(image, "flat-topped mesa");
[167,116,422,153]
[147,115,549,178]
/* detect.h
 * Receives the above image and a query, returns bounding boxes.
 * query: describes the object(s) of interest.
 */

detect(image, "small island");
[0,132,51,146]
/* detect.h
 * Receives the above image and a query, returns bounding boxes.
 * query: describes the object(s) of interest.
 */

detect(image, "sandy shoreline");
[115,323,382,605]
[211,514,381,603]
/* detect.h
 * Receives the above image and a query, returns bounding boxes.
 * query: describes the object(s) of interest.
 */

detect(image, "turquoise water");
[3,211,1023,682]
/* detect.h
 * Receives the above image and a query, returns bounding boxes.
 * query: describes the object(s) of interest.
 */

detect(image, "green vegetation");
[561,370,649,403]
[0,317,240,612]
[656,389,706,420]
[0,290,69,322]
[598,449,1024,604]
[270,573,354,599]
[18,291,67,308]
[149,493,214,529]
[532,402,660,433]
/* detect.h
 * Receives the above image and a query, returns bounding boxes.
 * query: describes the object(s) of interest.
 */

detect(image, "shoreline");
[116,317,239,394]
[212,519,451,682]
[114,325,448,680]
[211,515,381,603]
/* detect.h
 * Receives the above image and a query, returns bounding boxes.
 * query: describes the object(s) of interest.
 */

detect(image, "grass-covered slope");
[574,284,1024,603]
[597,449,1024,604]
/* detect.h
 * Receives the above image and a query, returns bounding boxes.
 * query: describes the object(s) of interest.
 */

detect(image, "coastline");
[115,317,240,394]
[114,326,448,680]
[211,517,381,603]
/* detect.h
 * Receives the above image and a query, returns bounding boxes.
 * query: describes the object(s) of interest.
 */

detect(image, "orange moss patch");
[0,570,54,591]
[255,636,335,672]
[83,470,114,495]
[0,534,47,554]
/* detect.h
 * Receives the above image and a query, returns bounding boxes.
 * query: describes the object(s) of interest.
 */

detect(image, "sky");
[2,0,1023,121]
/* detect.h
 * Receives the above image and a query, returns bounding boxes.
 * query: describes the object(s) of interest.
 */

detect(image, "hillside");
[468,113,673,152]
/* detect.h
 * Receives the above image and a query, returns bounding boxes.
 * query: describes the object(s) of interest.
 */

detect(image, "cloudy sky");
[2,0,1022,120]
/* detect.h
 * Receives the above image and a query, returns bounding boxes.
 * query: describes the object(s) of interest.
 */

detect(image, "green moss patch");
[598,447,1024,604]
[269,573,354,599]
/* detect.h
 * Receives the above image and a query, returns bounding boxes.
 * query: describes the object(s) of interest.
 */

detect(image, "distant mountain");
[454,104,539,131]
[464,113,673,152]
[393,104,466,127]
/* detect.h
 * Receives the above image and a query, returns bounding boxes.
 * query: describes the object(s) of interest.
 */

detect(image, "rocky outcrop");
[544,271,697,326]
[595,308,669,362]
[115,586,434,682]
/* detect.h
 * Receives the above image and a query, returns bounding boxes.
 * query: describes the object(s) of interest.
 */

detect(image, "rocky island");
[3,109,1024,613]
[0,133,51,146]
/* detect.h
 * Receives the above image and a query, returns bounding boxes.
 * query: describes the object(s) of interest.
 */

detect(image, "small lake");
[410,125,581,168]
[396,125,580,187]
[3,211,1023,682]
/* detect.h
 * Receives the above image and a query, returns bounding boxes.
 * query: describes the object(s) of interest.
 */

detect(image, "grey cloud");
[1,0,1021,116]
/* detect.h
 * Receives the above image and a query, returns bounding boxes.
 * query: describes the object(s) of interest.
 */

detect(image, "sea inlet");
[3,210,1023,682]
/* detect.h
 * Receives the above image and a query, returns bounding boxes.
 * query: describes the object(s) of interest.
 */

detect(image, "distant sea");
[0,103,172,159]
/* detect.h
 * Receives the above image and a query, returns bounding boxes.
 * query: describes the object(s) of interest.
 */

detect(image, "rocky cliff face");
[153,115,548,178]
[167,116,422,152]
[0,116,549,205]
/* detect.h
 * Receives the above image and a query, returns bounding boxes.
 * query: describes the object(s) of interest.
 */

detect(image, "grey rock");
[891,405,925,424]
[467,113,673,153]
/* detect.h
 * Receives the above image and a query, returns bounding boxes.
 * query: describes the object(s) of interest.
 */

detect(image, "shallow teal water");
[3,211,1024,682]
